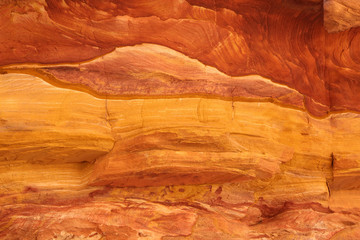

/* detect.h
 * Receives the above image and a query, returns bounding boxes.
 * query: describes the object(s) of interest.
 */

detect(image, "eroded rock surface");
[324,0,360,32]
[1,0,360,239]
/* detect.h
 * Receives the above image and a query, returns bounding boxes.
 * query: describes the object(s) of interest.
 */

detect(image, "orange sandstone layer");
[1,73,360,239]
[1,0,360,239]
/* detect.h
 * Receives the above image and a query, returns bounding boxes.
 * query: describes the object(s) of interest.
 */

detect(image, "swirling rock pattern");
[1,0,360,239]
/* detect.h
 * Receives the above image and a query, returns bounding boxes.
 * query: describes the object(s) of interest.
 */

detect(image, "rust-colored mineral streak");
[1,0,360,239]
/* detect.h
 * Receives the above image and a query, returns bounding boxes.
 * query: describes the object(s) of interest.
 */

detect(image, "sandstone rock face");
[324,0,360,32]
[1,0,360,239]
